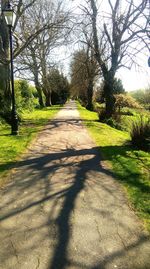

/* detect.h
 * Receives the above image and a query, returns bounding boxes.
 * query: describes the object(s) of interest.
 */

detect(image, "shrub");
[98,109,122,130]
[15,80,37,113]
[98,108,107,122]
[130,116,150,151]
[115,94,142,113]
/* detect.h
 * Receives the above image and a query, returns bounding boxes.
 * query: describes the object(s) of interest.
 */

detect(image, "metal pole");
[9,25,18,135]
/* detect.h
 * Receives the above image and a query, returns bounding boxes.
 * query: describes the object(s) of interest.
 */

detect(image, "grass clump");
[130,116,150,151]
[77,102,150,232]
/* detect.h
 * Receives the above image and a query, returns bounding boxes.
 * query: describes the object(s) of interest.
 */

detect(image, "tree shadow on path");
[0,145,149,268]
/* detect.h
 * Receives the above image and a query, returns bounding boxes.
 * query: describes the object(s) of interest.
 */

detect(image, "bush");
[98,109,122,130]
[15,80,37,113]
[130,116,150,151]
[98,108,107,122]
[115,94,142,113]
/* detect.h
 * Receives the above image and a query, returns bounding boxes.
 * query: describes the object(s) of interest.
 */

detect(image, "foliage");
[130,116,150,151]
[113,78,125,94]
[0,105,61,186]
[47,68,70,104]
[94,78,125,106]
[130,88,150,108]
[14,80,37,114]
[78,102,150,232]
[115,94,142,112]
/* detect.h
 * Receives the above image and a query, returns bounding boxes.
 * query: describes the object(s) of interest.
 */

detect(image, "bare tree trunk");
[45,91,52,107]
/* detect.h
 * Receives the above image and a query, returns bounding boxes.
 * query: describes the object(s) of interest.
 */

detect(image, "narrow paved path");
[0,101,149,269]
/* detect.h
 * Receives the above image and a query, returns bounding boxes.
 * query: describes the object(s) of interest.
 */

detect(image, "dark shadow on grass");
[100,144,150,193]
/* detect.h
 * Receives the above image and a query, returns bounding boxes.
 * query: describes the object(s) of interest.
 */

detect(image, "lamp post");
[3,1,18,135]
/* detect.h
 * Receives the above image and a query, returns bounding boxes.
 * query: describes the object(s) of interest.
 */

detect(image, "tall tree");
[16,0,69,107]
[15,0,71,107]
[87,0,149,118]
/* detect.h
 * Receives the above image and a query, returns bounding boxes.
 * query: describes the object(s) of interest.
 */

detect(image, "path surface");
[0,101,149,269]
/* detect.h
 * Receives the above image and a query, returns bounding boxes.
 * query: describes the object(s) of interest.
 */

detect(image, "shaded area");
[100,144,150,225]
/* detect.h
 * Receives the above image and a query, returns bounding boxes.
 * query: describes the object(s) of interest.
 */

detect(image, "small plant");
[130,116,150,151]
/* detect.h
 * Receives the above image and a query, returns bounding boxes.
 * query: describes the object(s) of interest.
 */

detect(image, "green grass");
[0,106,61,185]
[78,103,150,232]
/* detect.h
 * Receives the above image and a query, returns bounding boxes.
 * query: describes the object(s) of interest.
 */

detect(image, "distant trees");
[94,77,125,104]
[70,48,98,110]
[113,78,125,94]
[130,88,150,109]
[47,68,70,105]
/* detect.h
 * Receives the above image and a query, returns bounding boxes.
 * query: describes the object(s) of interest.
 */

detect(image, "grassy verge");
[0,106,61,186]
[78,103,150,232]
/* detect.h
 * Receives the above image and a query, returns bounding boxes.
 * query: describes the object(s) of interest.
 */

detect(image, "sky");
[118,66,150,91]
[64,0,150,91]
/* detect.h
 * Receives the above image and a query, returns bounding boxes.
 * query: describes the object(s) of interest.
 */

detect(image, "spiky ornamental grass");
[130,116,150,151]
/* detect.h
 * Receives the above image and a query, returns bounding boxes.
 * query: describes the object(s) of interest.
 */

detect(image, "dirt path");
[0,101,149,269]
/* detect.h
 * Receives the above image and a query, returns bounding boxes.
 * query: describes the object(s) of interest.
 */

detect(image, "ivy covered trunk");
[0,4,12,123]
[86,80,94,111]
[34,71,44,107]
[31,47,45,107]
[103,78,116,118]
[35,83,45,107]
